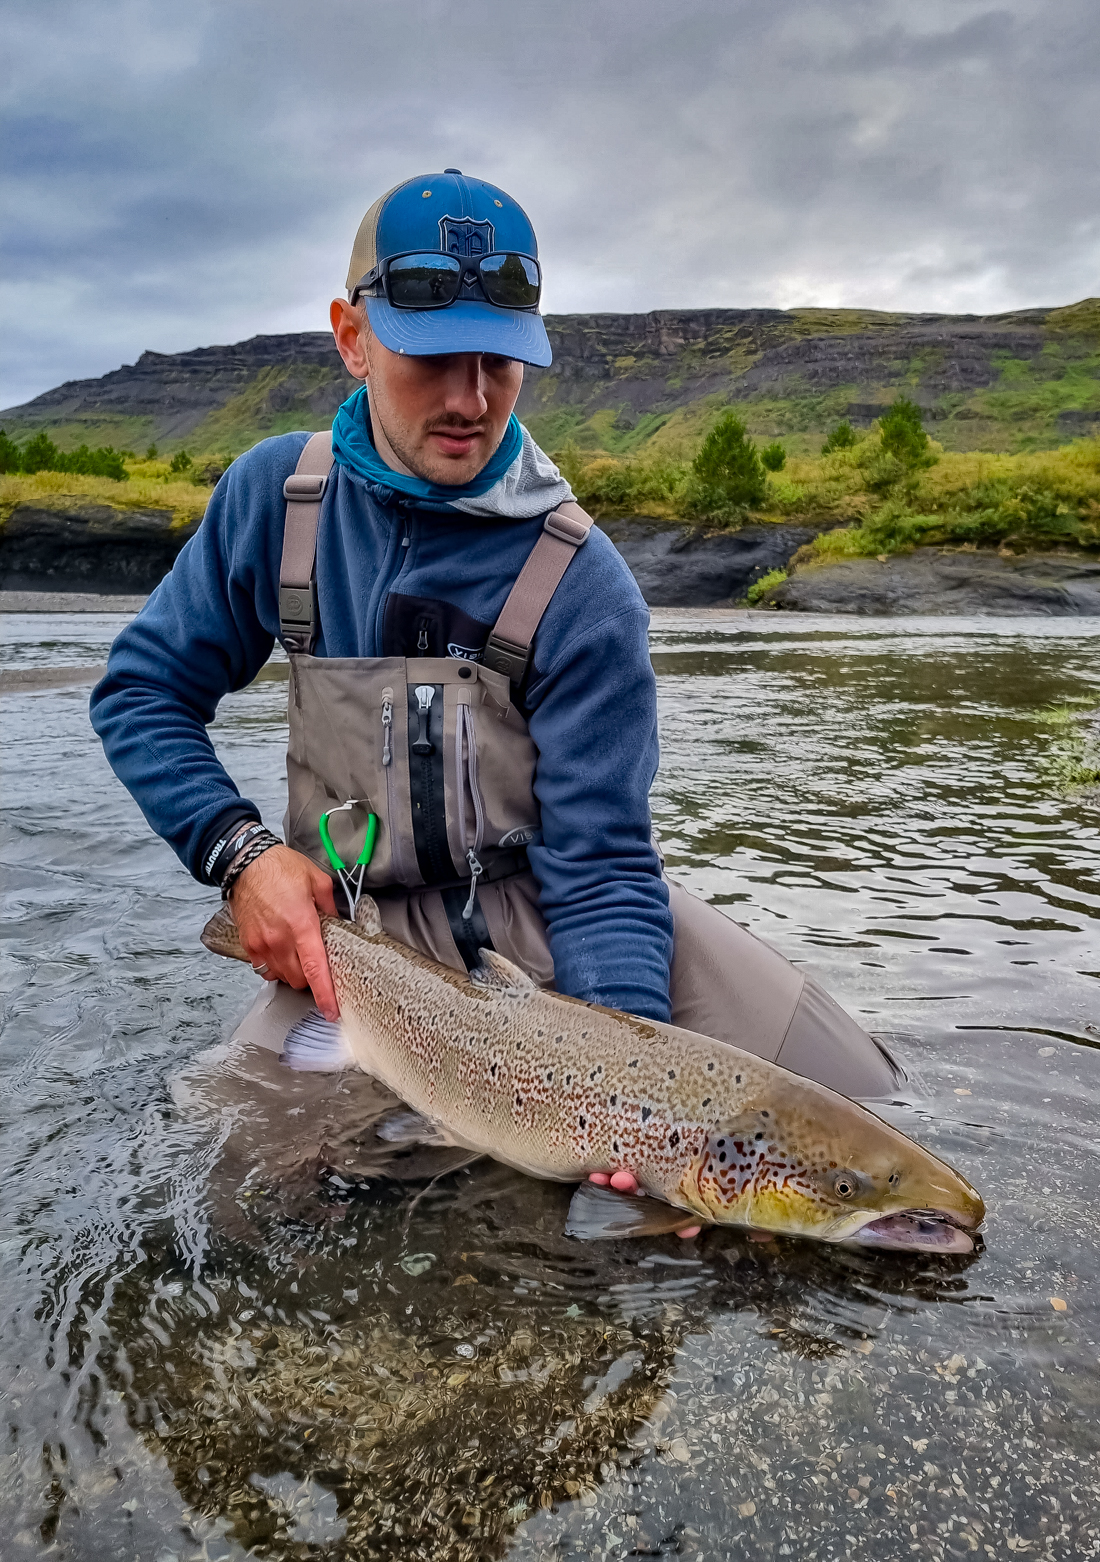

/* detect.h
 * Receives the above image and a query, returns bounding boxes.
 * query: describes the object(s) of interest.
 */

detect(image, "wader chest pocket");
[286,656,540,894]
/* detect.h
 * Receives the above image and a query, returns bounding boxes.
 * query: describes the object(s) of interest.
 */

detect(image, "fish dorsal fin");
[353,895,384,937]
[470,948,536,998]
[565,1182,704,1241]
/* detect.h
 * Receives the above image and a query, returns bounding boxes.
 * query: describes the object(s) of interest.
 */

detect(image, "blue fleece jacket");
[90,431,674,1020]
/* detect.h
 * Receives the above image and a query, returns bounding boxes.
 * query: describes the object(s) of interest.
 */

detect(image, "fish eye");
[888,1171,901,1188]
[834,1171,858,1199]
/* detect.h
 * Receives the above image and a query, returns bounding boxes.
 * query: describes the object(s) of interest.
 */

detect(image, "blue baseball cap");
[345,170,552,368]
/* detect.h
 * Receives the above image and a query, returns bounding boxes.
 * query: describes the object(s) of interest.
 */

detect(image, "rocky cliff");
[3,298,1097,457]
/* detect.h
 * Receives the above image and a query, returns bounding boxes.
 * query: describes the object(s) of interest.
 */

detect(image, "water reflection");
[2,611,1099,1559]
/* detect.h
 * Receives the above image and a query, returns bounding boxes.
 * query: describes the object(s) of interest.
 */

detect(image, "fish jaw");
[846,1211,977,1254]
[678,1101,985,1249]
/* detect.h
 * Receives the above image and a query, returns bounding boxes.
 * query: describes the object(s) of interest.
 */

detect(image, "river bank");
[4,431,1099,611]
[2,502,1099,614]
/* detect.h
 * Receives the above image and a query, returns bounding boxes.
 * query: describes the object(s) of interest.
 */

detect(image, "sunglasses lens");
[387,254,461,307]
[479,253,541,309]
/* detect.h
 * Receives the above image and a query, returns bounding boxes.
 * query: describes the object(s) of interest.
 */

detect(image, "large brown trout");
[203,898,984,1253]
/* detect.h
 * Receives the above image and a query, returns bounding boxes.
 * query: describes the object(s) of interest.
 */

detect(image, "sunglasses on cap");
[351,250,542,313]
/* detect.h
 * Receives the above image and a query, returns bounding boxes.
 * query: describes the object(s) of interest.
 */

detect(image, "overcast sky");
[2,0,1097,409]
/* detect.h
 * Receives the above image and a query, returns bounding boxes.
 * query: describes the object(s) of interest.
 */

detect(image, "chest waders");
[238,432,903,1104]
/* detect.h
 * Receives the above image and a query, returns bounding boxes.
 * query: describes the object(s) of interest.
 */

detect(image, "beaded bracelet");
[220,829,283,899]
[204,819,264,885]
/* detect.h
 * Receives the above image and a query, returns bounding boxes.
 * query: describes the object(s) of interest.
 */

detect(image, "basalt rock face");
[766,551,1100,616]
[2,299,1096,452]
[0,505,200,593]
[600,517,820,607]
[525,308,1057,422]
[3,334,359,448]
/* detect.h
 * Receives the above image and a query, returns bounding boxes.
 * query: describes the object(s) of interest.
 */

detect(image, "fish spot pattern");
[325,923,830,1216]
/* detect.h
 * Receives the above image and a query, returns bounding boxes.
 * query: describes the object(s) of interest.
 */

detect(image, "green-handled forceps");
[318,800,378,915]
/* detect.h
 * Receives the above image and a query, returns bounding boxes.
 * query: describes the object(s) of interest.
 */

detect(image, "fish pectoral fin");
[470,948,536,997]
[565,1183,704,1241]
[375,1107,454,1149]
[353,895,384,937]
[201,905,247,962]
[280,1010,357,1072]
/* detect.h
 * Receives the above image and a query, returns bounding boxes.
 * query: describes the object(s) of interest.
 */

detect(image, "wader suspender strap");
[280,432,593,680]
[482,502,593,684]
[279,430,335,654]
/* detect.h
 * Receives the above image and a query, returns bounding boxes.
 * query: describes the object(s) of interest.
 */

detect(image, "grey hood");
[448,423,575,520]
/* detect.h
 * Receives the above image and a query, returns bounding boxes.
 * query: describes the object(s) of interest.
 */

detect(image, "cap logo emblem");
[439,216,494,258]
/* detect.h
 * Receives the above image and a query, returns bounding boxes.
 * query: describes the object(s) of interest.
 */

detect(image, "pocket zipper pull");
[412,684,435,756]
[381,694,393,768]
[462,849,484,920]
[417,625,429,653]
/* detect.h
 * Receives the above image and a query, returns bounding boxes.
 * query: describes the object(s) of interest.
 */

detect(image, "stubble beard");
[376,406,497,488]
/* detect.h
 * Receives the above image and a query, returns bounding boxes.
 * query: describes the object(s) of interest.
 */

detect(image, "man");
[91,170,899,1187]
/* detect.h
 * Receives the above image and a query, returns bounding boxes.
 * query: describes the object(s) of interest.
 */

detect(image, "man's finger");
[297,927,339,1021]
[312,872,338,918]
[609,1169,638,1194]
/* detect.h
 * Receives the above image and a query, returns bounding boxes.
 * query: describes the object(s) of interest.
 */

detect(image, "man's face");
[331,299,524,487]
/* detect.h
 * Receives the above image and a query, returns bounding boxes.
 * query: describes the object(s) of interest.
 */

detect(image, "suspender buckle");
[280,581,318,654]
[543,509,590,545]
[283,473,329,502]
[482,633,531,684]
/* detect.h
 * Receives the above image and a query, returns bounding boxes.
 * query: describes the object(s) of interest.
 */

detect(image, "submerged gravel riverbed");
[1,609,1099,1560]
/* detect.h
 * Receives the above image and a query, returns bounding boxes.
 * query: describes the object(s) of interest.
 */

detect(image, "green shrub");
[170,450,193,473]
[746,567,787,603]
[19,432,60,473]
[879,397,930,466]
[760,441,787,472]
[569,454,685,515]
[57,443,128,480]
[684,412,766,515]
[145,444,158,460]
[822,420,857,454]
[0,430,128,481]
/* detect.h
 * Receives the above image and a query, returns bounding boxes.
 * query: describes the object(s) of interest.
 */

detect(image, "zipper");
[370,502,414,654]
[408,683,448,883]
[381,684,407,881]
[454,702,485,856]
[381,691,393,768]
[416,614,431,655]
[412,683,435,755]
[462,848,484,920]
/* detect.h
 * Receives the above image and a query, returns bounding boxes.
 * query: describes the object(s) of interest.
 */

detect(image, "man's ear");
[331,298,371,380]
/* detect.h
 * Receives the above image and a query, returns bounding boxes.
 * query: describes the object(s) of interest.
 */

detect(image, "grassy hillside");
[2,300,1097,462]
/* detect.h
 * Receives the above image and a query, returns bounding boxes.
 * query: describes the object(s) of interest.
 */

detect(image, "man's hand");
[228,845,340,1020]
[587,1169,702,1239]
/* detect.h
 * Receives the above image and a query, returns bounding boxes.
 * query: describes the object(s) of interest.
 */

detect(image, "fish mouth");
[847,1208,979,1254]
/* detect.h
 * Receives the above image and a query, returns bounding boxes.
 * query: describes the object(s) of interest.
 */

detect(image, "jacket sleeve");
[524,600,674,1023]
[89,436,306,879]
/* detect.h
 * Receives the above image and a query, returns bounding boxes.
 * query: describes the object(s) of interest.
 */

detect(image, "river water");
[1,609,1098,1561]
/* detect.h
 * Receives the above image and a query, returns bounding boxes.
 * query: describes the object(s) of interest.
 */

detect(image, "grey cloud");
[2,0,1096,408]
